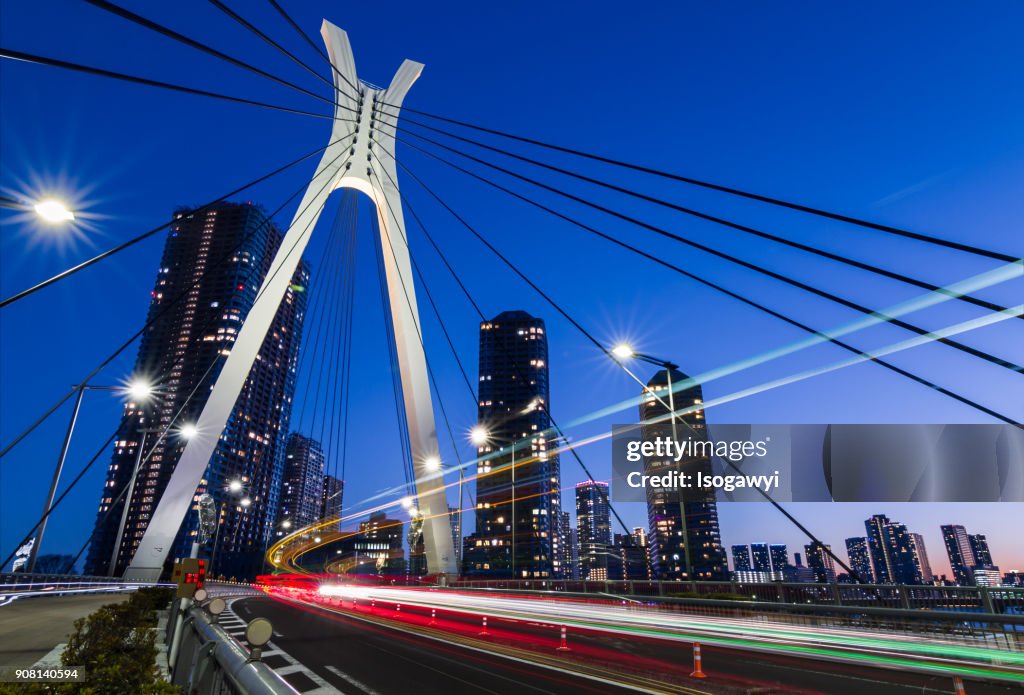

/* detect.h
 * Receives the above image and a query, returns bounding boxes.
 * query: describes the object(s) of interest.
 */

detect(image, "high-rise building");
[750,543,772,573]
[845,537,874,583]
[865,515,896,584]
[770,544,790,573]
[970,534,993,566]
[804,541,837,583]
[576,481,611,580]
[568,525,581,580]
[732,544,752,572]
[909,533,933,584]
[321,475,344,528]
[465,311,561,578]
[448,505,462,567]
[85,203,308,579]
[611,531,651,580]
[942,524,976,585]
[553,509,572,579]
[640,367,727,581]
[277,434,325,533]
[865,515,922,585]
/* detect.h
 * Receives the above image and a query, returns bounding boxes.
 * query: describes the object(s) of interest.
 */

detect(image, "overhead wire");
[389,136,1020,426]
[391,130,1021,373]
[387,118,1020,319]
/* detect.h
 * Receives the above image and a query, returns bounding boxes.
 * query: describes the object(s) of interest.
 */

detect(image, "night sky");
[1,1,1021,576]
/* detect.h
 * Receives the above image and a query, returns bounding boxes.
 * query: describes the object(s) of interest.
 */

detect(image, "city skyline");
[2,1,1021,577]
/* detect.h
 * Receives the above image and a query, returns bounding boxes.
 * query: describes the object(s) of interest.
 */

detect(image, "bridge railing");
[451,578,1024,614]
[0,572,156,596]
[167,594,293,694]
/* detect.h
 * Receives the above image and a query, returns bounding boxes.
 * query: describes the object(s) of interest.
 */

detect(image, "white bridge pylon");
[125,21,457,580]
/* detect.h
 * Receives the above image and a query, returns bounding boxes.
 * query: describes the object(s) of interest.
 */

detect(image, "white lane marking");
[225,598,341,694]
[324,665,382,695]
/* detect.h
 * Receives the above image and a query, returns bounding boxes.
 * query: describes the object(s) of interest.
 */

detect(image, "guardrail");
[452,578,1024,614]
[167,592,295,694]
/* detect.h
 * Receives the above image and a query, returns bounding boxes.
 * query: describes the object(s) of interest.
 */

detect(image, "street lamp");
[0,194,75,223]
[472,425,524,579]
[29,378,156,574]
[178,423,199,440]
[612,344,696,580]
[210,478,250,577]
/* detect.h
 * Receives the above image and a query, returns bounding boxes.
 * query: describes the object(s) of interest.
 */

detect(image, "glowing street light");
[400,496,414,509]
[124,378,154,402]
[227,479,243,493]
[408,507,419,518]
[33,199,75,223]
[611,344,635,359]
[281,519,292,529]
[179,423,198,440]
[240,497,252,508]
[423,455,441,472]
[469,425,490,447]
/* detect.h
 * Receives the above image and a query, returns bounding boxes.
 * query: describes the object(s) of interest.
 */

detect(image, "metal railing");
[167,594,296,694]
[452,578,1024,613]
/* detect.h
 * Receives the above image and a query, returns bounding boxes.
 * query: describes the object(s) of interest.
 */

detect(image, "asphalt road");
[235,593,1022,695]
[231,596,668,695]
[0,593,129,671]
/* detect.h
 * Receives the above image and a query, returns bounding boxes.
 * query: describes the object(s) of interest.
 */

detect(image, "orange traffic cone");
[557,625,571,651]
[690,642,707,678]
[953,676,966,695]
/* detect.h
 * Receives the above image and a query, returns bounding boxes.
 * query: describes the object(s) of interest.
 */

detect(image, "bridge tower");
[124,21,457,580]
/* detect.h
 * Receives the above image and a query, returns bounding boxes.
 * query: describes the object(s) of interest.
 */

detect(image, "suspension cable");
[393,131,1021,373]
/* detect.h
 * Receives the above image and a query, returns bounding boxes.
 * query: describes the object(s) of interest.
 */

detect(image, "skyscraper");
[970,534,993,566]
[769,544,790,573]
[845,537,874,583]
[804,541,837,583]
[909,533,933,584]
[321,474,344,527]
[448,505,462,567]
[554,510,572,580]
[750,543,772,573]
[466,311,561,578]
[277,434,325,532]
[865,515,923,585]
[640,367,727,581]
[85,202,308,578]
[942,524,976,585]
[576,481,611,580]
[732,544,752,572]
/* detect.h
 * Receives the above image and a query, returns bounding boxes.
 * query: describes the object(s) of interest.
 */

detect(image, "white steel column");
[125,21,456,580]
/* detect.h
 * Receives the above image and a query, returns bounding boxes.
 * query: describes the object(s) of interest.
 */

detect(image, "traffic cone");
[690,642,707,678]
[953,676,966,695]
[557,625,571,651]
[478,616,490,636]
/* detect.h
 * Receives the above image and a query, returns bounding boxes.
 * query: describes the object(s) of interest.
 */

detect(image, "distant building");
[576,481,611,580]
[359,512,404,574]
[611,531,651,580]
[769,544,790,573]
[277,434,325,533]
[1002,570,1023,587]
[804,541,837,583]
[845,537,874,584]
[448,505,462,567]
[554,510,573,579]
[865,514,925,585]
[85,202,308,579]
[909,533,933,584]
[640,366,727,581]
[783,553,816,583]
[750,543,772,573]
[942,524,977,585]
[732,544,752,572]
[970,534,993,566]
[973,567,1002,587]
[321,475,344,525]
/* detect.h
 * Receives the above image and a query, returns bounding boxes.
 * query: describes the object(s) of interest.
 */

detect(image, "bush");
[0,590,179,694]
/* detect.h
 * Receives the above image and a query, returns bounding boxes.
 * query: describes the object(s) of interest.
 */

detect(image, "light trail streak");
[306,585,1024,684]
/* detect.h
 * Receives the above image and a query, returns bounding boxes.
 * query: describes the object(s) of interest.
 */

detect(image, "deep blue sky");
[1,1,1021,576]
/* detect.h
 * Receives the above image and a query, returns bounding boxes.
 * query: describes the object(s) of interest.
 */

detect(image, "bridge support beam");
[125,21,456,580]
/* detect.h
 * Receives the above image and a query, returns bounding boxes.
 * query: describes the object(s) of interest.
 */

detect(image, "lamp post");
[471,425,522,579]
[0,195,75,222]
[28,378,154,574]
[611,344,695,581]
[210,479,251,578]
